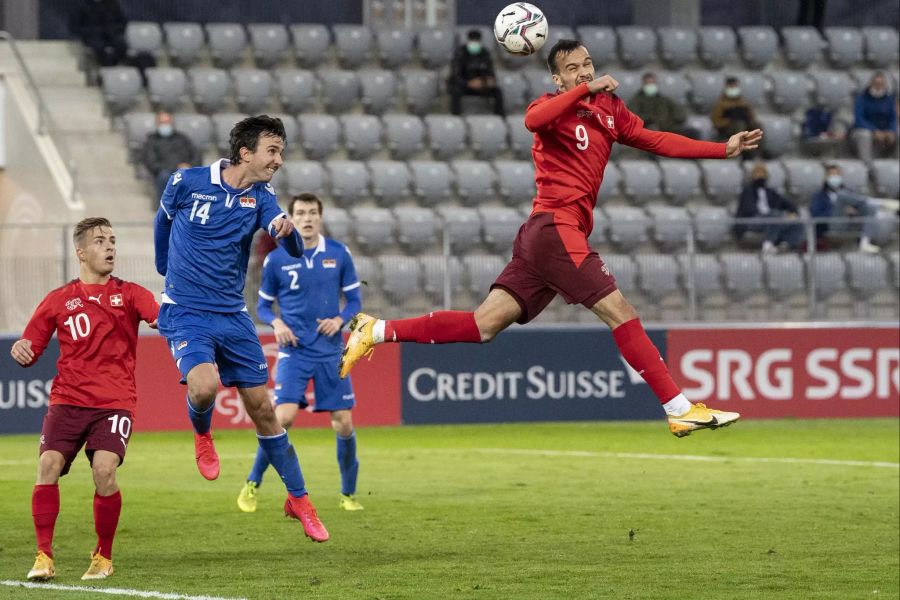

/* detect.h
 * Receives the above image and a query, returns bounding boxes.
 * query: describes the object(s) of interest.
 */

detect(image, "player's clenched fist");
[10,339,35,366]
[588,74,618,94]
[271,215,295,239]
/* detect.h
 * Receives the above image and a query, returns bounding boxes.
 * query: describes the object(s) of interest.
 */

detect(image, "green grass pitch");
[1,419,897,599]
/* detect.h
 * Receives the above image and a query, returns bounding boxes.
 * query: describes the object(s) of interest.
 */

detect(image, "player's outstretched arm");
[270,216,303,258]
[725,129,764,158]
[153,207,172,276]
[10,339,35,366]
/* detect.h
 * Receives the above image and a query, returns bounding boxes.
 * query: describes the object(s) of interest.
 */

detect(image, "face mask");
[753,177,767,186]
[724,87,741,99]
[158,124,173,137]
[826,175,843,189]
[466,42,482,55]
[869,87,887,98]
[642,83,658,97]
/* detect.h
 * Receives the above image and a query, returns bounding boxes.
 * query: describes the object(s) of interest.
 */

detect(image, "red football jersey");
[525,83,727,232]
[20,277,159,411]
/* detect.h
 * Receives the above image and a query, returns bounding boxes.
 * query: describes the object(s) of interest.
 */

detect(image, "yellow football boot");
[339,313,378,378]
[237,481,259,513]
[668,403,740,438]
[81,552,114,580]
[26,551,55,581]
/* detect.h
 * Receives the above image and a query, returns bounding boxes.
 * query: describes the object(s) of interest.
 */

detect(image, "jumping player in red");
[340,39,762,437]
[10,217,159,581]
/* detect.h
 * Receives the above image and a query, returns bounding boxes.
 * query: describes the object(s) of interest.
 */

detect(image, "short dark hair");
[73,217,112,247]
[287,192,323,216]
[642,71,656,80]
[228,115,286,165]
[725,76,740,86]
[467,29,482,41]
[824,163,841,172]
[546,39,584,74]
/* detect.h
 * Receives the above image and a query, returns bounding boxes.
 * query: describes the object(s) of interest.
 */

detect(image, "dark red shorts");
[39,404,134,476]
[492,211,617,324]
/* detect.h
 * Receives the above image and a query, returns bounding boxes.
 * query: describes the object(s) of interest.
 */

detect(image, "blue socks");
[257,431,307,497]
[337,431,359,496]
[247,446,270,486]
[186,395,214,434]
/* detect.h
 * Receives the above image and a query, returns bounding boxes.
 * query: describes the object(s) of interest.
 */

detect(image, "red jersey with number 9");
[20,277,159,411]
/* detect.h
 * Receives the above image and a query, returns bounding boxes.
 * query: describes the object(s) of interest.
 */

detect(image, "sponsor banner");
[668,328,900,418]
[401,328,665,424]
[0,339,58,434]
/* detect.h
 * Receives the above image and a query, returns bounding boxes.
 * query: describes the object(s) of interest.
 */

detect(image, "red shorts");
[492,211,617,324]
[39,404,134,476]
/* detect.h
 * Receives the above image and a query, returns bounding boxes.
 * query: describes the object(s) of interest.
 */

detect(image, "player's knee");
[92,463,117,485]
[188,380,218,405]
[37,453,64,482]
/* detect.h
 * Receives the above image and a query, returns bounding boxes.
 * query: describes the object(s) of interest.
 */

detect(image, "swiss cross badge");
[110,293,124,307]
[603,115,615,129]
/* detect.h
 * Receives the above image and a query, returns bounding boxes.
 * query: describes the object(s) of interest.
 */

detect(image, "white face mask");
[826,175,843,189]
[724,87,741,99]
[642,83,658,96]
[869,87,887,98]
[158,124,174,137]
[466,41,482,55]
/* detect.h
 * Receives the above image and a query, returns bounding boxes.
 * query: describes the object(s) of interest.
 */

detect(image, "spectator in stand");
[800,103,847,156]
[70,0,127,67]
[809,163,881,253]
[142,112,200,200]
[734,163,805,254]
[850,72,898,164]
[629,72,699,138]
[448,30,505,116]
[711,76,760,143]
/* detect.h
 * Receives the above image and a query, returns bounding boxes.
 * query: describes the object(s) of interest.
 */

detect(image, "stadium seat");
[658,160,702,204]
[290,24,331,68]
[462,255,506,296]
[425,115,466,160]
[325,160,369,208]
[378,256,421,304]
[410,161,453,206]
[768,70,812,113]
[456,25,494,48]
[275,68,317,114]
[273,113,299,152]
[189,67,230,114]
[538,25,577,62]
[205,23,247,68]
[340,114,382,160]
[781,27,825,69]
[506,115,533,160]
[466,115,509,160]
[656,71,691,106]
[699,160,743,204]
[375,29,414,68]
[417,28,455,69]
[368,160,412,206]
[889,252,900,291]
[497,71,529,113]
[731,70,768,109]
[211,112,249,154]
[845,252,890,297]
[351,255,379,289]
[862,27,899,68]
[282,160,325,197]
[358,69,397,114]
[494,160,536,206]
[319,69,360,113]
[763,254,806,299]
[163,22,205,66]
[616,26,657,68]
[871,159,900,198]
[604,205,650,250]
[657,27,697,69]
[612,70,643,104]
[479,206,521,253]
[123,112,157,164]
[420,255,464,304]
[382,114,425,160]
[146,67,187,112]
[125,21,163,58]
[603,254,638,294]
[824,27,864,69]
[619,160,662,202]
[830,159,869,194]
[452,160,496,206]
[402,69,440,115]
[737,26,778,69]
[692,206,732,251]
[647,204,691,249]
[636,254,681,296]
[720,252,764,298]
[684,115,715,141]
[589,208,606,247]
[599,162,622,200]
[808,252,847,300]
[352,207,396,253]
[783,159,826,199]
[687,70,726,112]
[576,26,618,66]
[333,24,373,68]
[247,23,290,67]
[698,26,736,69]
[231,68,272,114]
[324,206,350,241]
[522,68,556,99]
[297,115,340,160]
[809,69,853,110]
[437,206,482,252]
[394,206,438,252]
[759,114,797,158]
[173,113,213,155]
[679,253,724,299]
[99,66,142,115]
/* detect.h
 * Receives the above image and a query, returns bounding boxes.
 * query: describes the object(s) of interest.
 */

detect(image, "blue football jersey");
[156,159,287,312]
[258,235,360,361]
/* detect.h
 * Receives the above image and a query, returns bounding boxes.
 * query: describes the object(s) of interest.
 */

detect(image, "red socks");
[93,491,122,559]
[385,311,482,344]
[32,484,59,557]
[612,318,681,404]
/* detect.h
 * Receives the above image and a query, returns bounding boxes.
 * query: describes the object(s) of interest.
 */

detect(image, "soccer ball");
[493,2,549,56]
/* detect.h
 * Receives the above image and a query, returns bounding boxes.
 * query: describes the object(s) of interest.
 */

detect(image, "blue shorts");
[158,303,268,388]
[274,349,355,412]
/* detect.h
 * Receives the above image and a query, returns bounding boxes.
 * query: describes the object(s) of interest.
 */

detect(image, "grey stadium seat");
[658,160,702,204]
[163,22,205,66]
[616,26,657,68]
[275,69,317,114]
[376,29,414,68]
[647,204,691,249]
[205,23,247,68]
[808,253,847,299]
[698,26,736,69]
[402,69,439,115]
[146,67,187,112]
[604,255,637,294]
[382,115,425,160]
[830,159,869,194]
[824,27,864,69]
[100,67,142,115]
[523,69,556,99]
[692,206,732,250]
[394,207,438,252]
[604,206,650,250]
[297,115,340,160]
[494,160,536,206]
[437,206,482,252]
[731,70,768,108]
[589,209,606,247]
[351,256,378,290]
[783,159,826,199]
[759,114,796,158]
[809,70,853,110]
[324,206,350,241]
[658,27,697,69]
[282,160,325,197]
[576,26,618,66]
[410,161,453,206]
[656,71,691,106]
[425,115,466,159]
[417,28,455,69]
[319,69,360,114]
[290,24,331,68]
[172,113,213,155]
[352,208,396,253]
[340,114,383,160]
[189,67,230,114]
[845,252,890,297]
[599,162,622,199]
[862,27,899,68]
[891,252,900,291]
[368,160,411,206]
[538,25,577,62]
[333,24,373,69]
[231,68,272,114]
[700,160,744,205]
[421,255,464,304]
[636,254,681,296]
[720,253,764,298]
[479,206,522,253]
[463,255,506,296]
[679,253,724,298]
[506,115,533,159]
[467,115,509,160]
[687,70,726,112]
[768,70,812,113]
[123,112,156,163]
[359,69,397,115]
[273,113,298,152]
[125,21,163,57]
[212,112,249,155]
[452,160,496,206]
[737,26,778,69]
[684,115,715,141]
[763,254,806,299]
[325,160,370,208]
[781,27,825,69]
[247,23,289,67]
[612,70,642,104]
[619,160,662,202]
[497,71,529,113]
[871,159,900,198]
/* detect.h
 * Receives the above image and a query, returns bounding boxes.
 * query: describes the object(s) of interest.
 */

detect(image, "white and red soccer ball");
[493,2,549,56]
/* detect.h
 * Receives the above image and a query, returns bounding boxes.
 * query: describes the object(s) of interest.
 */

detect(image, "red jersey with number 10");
[20,277,159,411]
[525,82,727,233]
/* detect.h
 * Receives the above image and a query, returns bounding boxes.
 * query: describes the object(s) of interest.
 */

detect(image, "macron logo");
[191,192,217,201]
